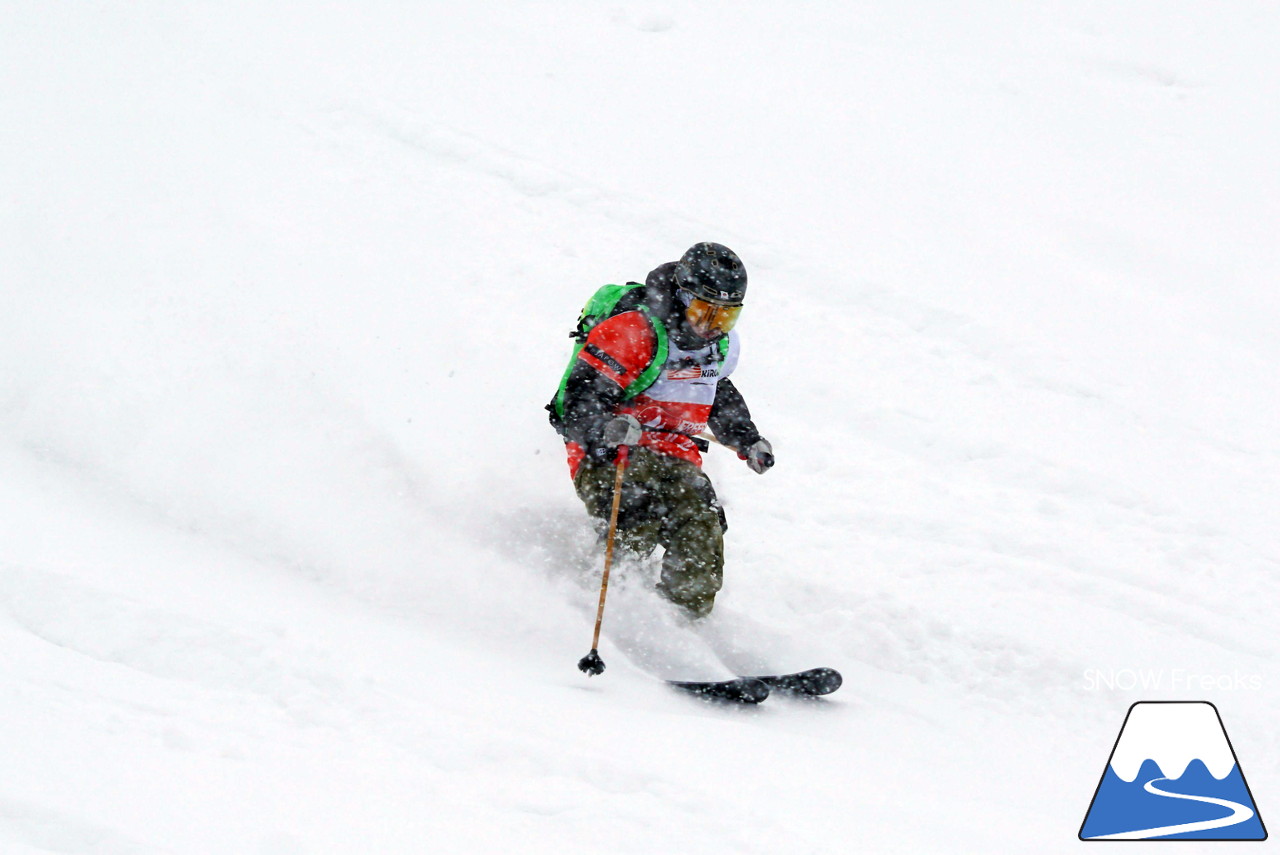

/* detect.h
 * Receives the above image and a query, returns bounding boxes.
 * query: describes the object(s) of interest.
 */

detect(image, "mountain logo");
[1080,701,1267,840]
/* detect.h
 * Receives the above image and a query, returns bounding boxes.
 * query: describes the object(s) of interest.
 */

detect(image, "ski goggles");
[684,295,743,339]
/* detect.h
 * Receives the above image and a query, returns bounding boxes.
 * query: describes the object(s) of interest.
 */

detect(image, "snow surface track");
[2,2,1278,852]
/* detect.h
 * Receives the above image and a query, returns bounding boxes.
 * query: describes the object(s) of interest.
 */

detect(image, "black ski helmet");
[675,242,747,306]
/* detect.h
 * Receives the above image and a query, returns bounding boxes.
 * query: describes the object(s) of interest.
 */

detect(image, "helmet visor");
[685,296,742,338]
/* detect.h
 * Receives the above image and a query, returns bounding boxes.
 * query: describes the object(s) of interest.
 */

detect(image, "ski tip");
[668,676,770,704]
[806,667,842,695]
[735,677,771,704]
[755,667,843,696]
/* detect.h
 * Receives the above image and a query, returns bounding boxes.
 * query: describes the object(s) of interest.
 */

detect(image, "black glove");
[588,415,642,463]
[742,438,774,474]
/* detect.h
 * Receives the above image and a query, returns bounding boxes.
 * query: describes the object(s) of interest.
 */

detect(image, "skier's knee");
[657,547,723,618]
[656,577,718,618]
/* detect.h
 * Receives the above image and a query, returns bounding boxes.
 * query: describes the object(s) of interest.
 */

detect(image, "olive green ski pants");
[574,446,726,618]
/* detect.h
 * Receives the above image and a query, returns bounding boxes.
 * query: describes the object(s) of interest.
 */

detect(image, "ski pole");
[578,445,629,676]
[697,432,728,449]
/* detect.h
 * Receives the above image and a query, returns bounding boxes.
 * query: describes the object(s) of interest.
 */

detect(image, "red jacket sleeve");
[577,311,658,388]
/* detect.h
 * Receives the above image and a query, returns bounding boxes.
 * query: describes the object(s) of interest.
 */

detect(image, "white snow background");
[2,2,1278,852]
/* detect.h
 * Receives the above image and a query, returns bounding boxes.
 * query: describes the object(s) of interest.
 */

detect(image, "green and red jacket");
[558,263,761,478]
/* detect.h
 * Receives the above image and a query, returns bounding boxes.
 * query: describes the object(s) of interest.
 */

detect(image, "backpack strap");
[623,310,667,400]
[550,283,668,423]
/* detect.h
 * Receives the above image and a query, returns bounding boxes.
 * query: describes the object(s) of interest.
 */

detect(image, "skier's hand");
[742,438,774,474]
[589,415,641,462]
[602,414,642,447]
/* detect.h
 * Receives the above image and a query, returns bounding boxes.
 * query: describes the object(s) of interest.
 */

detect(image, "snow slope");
[2,2,1277,852]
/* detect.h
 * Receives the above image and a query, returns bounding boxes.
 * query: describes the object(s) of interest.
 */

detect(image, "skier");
[549,242,773,618]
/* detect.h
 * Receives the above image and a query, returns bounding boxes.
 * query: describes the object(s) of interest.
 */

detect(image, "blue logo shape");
[1081,701,1267,840]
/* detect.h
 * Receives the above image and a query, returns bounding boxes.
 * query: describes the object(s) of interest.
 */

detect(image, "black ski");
[748,667,842,697]
[667,676,770,704]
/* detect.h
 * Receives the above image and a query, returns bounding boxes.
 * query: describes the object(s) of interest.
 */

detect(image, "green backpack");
[547,282,729,436]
